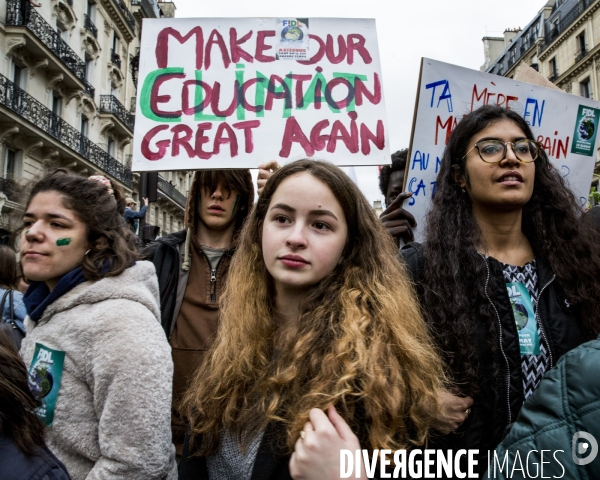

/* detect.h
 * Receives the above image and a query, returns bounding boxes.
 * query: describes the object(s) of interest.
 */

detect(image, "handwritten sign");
[132,18,390,171]
[406,58,600,240]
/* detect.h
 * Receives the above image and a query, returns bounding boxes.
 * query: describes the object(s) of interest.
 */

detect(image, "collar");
[23,267,88,322]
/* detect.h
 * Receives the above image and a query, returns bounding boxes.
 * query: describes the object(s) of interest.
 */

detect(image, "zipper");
[479,253,513,425]
[210,268,217,302]
[535,275,556,368]
[202,249,224,303]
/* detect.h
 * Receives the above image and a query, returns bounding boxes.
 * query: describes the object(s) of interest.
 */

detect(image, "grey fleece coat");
[20,261,177,480]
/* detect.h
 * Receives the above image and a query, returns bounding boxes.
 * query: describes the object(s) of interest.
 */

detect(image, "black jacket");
[0,434,71,480]
[401,242,586,477]
[142,230,187,337]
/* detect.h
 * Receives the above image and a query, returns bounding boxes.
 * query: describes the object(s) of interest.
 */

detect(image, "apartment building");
[483,0,600,194]
[0,0,188,245]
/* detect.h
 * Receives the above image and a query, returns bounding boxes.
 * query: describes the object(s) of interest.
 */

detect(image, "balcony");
[0,74,132,187]
[548,71,559,82]
[575,46,588,63]
[131,0,160,19]
[158,175,186,209]
[99,95,135,133]
[111,48,122,69]
[99,0,136,42]
[543,0,595,52]
[84,14,98,39]
[5,0,87,92]
[84,80,95,100]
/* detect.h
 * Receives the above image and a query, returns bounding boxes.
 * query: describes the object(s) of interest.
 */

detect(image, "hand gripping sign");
[133,17,390,171]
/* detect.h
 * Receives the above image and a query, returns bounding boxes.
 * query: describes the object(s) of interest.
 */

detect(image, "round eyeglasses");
[462,139,541,164]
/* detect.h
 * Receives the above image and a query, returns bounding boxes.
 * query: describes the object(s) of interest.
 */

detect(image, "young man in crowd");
[378,149,417,246]
[123,197,148,233]
[143,170,254,454]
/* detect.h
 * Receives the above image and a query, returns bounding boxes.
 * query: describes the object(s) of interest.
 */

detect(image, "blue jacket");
[1,287,27,335]
[486,336,600,479]
[0,434,71,480]
[123,205,147,233]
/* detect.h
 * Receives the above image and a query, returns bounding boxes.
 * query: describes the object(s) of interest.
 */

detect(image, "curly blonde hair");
[181,160,445,455]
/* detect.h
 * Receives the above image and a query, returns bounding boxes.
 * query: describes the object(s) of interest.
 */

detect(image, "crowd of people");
[1,105,600,480]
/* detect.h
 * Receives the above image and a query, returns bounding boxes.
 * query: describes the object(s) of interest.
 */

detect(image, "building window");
[107,138,115,157]
[162,211,167,231]
[4,148,22,179]
[81,116,89,136]
[52,94,62,117]
[13,64,23,87]
[576,31,587,58]
[170,215,173,232]
[4,149,16,179]
[154,206,159,222]
[580,78,591,98]
[85,58,94,81]
[549,57,558,80]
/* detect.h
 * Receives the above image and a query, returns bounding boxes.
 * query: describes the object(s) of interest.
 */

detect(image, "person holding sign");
[179,160,445,480]
[19,171,177,480]
[401,105,600,476]
[378,149,417,245]
[143,169,254,456]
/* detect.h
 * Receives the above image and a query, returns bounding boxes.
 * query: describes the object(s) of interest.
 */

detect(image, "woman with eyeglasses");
[401,105,600,477]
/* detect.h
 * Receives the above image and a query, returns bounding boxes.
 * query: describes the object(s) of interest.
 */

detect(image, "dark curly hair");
[420,105,600,391]
[25,170,138,281]
[378,149,408,197]
[0,324,45,456]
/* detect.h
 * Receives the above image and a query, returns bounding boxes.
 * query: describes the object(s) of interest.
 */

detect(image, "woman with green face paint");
[19,170,177,480]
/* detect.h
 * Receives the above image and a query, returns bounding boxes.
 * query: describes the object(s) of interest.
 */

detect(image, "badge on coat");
[27,343,66,426]
[506,282,540,355]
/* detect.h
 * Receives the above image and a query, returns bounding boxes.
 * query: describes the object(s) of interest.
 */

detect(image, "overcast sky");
[173,0,544,205]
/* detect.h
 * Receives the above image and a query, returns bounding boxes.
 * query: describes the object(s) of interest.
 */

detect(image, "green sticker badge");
[506,282,540,355]
[56,238,72,246]
[571,105,600,156]
[28,343,66,426]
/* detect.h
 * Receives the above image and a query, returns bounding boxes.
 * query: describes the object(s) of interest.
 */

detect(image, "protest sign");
[132,17,389,171]
[406,58,600,242]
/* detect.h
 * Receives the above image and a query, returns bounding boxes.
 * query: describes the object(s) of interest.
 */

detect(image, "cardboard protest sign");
[132,18,389,171]
[406,58,600,241]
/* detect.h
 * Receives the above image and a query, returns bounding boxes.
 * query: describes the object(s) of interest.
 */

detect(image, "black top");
[0,434,71,480]
[400,242,586,479]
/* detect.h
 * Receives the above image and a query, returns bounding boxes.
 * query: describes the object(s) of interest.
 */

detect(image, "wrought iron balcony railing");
[84,80,95,100]
[131,0,159,18]
[84,14,98,39]
[575,46,588,63]
[111,49,122,69]
[6,0,86,85]
[99,95,135,132]
[158,175,187,208]
[548,71,559,82]
[113,0,136,32]
[0,74,132,187]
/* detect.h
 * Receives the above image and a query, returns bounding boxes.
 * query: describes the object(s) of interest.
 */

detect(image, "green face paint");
[231,194,240,219]
[56,238,72,247]
[25,230,30,234]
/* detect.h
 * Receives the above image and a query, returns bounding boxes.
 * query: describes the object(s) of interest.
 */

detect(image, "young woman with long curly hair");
[179,159,446,479]
[401,105,600,476]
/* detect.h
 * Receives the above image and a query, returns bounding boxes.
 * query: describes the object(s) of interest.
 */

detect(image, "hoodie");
[19,262,177,480]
